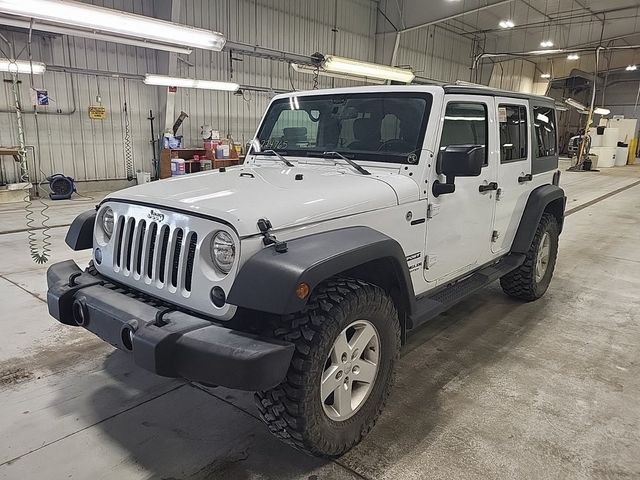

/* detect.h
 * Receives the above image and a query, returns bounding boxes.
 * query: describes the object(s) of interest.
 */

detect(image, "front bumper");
[46,260,294,391]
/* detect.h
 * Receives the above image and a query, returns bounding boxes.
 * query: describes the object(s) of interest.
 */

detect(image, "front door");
[424,95,498,284]
[492,98,532,254]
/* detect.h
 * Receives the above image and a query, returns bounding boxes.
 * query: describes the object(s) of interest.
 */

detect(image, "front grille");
[112,215,197,293]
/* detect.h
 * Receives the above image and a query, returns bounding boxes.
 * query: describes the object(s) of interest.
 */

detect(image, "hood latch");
[257,218,288,253]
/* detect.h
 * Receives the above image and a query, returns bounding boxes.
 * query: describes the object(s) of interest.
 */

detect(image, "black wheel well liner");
[227,226,415,324]
[511,184,566,254]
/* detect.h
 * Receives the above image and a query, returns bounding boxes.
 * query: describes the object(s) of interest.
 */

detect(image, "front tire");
[255,277,400,457]
[500,212,559,301]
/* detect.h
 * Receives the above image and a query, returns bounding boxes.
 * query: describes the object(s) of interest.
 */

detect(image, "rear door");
[492,98,532,254]
[424,95,498,284]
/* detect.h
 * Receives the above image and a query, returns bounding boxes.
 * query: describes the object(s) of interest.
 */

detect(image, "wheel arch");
[511,184,566,254]
[227,226,415,327]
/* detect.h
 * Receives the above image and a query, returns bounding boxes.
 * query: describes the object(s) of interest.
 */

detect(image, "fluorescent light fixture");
[499,19,515,28]
[540,40,554,48]
[526,49,563,55]
[0,58,46,74]
[594,107,610,115]
[565,98,587,110]
[291,63,386,85]
[144,74,239,92]
[626,64,638,71]
[540,73,551,79]
[322,55,415,83]
[0,16,192,54]
[0,0,225,51]
[567,53,580,60]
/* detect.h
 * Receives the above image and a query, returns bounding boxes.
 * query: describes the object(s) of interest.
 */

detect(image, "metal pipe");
[397,0,513,33]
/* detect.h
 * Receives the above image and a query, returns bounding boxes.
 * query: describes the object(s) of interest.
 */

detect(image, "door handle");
[479,182,498,193]
[518,173,533,183]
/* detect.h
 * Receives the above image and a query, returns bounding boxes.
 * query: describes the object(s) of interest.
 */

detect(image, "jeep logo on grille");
[147,209,165,222]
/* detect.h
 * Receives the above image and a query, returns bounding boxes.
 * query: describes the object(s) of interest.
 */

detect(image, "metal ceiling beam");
[376,0,513,34]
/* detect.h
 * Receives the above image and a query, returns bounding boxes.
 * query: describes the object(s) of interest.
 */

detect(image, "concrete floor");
[0,162,639,479]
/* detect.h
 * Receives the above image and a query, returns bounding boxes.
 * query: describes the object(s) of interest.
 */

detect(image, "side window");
[440,102,488,165]
[499,104,528,162]
[533,106,557,157]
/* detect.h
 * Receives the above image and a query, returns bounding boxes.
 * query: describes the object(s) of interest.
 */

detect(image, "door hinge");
[491,230,500,242]
[424,255,438,269]
[496,188,503,201]
[426,203,440,218]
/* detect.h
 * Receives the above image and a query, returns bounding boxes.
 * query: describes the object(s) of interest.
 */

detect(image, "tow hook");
[257,218,288,253]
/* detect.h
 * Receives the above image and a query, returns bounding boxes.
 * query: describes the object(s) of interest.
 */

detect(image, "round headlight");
[101,207,114,238]
[210,231,235,274]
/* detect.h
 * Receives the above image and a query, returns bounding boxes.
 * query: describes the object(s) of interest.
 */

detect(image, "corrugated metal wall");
[0,0,158,185]
[396,26,474,83]
[0,0,480,184]
[173,0,377,149]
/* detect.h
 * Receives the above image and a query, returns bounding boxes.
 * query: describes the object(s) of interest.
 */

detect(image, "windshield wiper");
[321,151,370,175]
[255,149,294,167]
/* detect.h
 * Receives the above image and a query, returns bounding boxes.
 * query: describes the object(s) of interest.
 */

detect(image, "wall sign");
[88,105,107,120]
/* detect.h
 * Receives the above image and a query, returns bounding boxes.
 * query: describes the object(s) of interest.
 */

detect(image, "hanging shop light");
[626,65,638,71]
[565,98,587,110]
[567,53,580,60]
[0,58,46,74]
[593,107,610,115]
[540,40,554,48]
[540,73,551,79]
[0,17,193,54]
[321,55,415,83]
[290,63,386,85]
[143,74,239,92]
[499,19,515,29]
[0,0,226,51]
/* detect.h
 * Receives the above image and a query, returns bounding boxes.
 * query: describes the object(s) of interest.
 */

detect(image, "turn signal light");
[296,283,310,300]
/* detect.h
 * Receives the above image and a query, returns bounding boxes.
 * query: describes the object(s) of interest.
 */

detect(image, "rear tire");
[255,277,400,457]
[500,212,559,301]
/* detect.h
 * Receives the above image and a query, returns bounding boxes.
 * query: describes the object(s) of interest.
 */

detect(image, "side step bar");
[408,253,525,329]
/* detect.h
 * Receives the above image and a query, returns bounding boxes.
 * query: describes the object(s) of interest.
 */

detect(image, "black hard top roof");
[442,84,556,105]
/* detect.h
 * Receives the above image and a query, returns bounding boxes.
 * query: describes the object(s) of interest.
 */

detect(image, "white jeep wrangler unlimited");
[48,84,565,457]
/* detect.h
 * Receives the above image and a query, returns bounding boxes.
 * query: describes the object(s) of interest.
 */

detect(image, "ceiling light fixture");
[0,0,226,51]
[567,53,580,60]
[0,58,46,74]
[594,107,610,115]
[321,55,415,83]
[626,65,638,71]
[291,63,385,84]
[540,73,551,79]
[499,19,515,29]
[565,98,587,110]
[0,16,193,54]
[143,74,239,91]
[540,40,554,48]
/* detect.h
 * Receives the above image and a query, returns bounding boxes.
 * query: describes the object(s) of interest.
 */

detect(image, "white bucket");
[590,146,616,167]
[171,158,186,176]
[136,171,151,184]
[615,147,628,166]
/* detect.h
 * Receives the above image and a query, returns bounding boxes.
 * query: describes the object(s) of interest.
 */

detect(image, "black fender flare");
[227,226,415,316]
[511,184,566,254]
[65,210,96,251]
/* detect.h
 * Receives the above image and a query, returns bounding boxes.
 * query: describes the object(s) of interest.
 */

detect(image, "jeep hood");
[107,163,418,237]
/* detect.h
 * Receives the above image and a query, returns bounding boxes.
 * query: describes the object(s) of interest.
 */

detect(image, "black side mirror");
[433,145,485,197]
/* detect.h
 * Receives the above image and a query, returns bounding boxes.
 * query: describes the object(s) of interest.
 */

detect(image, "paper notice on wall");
[498,107,507,123]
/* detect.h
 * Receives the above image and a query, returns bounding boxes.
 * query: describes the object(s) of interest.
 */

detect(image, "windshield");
[255,92,433,164]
